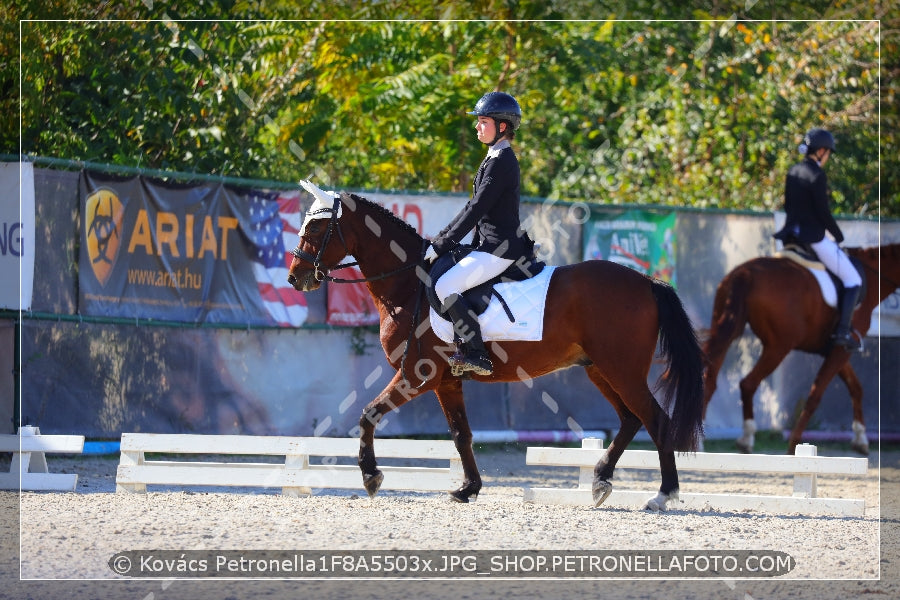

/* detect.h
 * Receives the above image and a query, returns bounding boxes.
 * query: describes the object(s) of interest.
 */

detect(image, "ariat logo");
[85,188,124,286]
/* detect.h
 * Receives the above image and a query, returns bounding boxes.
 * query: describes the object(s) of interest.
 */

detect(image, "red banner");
[326,200,429,326]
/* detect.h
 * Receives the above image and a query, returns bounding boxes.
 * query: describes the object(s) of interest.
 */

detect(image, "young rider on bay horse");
[424,92,532,376]
[773,127,862,350]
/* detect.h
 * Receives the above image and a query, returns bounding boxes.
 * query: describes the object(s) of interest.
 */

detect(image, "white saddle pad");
[430,266,557,344]
[809,267,837,307]
[777,250,837,308]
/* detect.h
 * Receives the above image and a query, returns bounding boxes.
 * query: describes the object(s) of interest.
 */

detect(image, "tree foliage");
[4,1,895,216]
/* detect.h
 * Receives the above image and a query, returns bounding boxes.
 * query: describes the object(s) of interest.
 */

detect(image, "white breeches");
[435,250,514,304]
[810,238,862,287]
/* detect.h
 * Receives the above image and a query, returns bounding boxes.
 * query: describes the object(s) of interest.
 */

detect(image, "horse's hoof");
[851,441,870,456]
[592,479,612,507]
[449,487,478,503]
[644,489,679,511]
[735,439,753,454]
[363,470,384,498]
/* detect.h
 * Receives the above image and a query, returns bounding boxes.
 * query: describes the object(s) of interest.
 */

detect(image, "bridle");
[290,195,419,284]
[289,193,432,387]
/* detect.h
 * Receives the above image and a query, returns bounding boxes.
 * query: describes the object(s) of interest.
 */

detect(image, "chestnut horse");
[702,243,900,455]
[287,188,704,510]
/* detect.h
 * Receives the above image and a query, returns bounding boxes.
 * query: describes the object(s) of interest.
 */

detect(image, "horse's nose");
[287,273,296,286]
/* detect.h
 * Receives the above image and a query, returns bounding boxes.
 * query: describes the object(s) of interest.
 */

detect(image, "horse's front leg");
[434,376,481,502]
[836,362,868,455]
[786,351,848,454]
[358,372,423,498]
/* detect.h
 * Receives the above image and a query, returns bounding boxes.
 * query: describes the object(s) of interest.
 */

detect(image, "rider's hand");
[424,245,438,263]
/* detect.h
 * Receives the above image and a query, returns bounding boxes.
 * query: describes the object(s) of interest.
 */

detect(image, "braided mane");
[344,192,422,240]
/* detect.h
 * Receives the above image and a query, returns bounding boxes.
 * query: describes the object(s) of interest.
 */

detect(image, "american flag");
[247,190,308,327]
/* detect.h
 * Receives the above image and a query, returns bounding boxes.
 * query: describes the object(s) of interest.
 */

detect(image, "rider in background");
[424,92,530,375]
[774,127,862,350]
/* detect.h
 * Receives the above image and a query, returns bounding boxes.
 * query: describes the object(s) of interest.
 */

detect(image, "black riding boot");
[832,285,861,350]
[442,293,493,376]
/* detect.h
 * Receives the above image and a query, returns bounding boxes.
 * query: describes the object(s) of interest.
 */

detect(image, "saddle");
[426,239,546,322]
[778,242,865,306]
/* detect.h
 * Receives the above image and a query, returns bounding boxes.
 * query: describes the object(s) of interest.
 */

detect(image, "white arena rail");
[523,438,868,517]
[115,433,462,497]
[0,426,85,491]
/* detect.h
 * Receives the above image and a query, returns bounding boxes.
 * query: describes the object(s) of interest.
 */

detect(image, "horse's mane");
[346,193,422,241]
[848,243,900,265]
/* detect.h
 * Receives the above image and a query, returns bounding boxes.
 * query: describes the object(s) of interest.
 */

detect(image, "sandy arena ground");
[2,444,898,600]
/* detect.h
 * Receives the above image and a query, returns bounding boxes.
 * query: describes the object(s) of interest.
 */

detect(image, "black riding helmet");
[468,92,521,144]
[804,127,836,154]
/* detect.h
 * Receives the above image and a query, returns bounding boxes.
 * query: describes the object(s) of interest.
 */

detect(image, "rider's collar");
[486,139,511,159]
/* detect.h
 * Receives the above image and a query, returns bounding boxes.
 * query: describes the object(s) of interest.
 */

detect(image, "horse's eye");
[306,222,321,236]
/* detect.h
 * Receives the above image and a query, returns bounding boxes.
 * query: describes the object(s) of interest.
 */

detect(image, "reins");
[291,197,432,387]
[290,195,419,284]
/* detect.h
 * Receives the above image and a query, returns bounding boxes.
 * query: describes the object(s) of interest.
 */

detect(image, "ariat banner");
[78,171,307,325]
[583,210,677,286]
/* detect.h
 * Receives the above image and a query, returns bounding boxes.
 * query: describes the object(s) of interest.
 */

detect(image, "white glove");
[424,245,438,263]
[299,179,338,205]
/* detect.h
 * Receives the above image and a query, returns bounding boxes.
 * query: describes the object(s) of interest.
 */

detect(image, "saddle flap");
[425,244,545,321]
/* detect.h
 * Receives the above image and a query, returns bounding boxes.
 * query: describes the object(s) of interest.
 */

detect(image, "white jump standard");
[524,438,868,517]
[0,426,85,491]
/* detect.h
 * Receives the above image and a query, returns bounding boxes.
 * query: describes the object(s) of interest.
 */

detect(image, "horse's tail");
[701,267,752,413]
[651,280,705,452]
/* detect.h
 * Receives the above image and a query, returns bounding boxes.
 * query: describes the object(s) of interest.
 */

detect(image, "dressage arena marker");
[0,426,85,491]
[523,438,868,517]
[115,433,462,496]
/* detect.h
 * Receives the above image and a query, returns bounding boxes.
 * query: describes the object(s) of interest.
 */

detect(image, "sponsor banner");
[325,194,464,326]
[78,171,307,326]
[583,210,677,286]
[0,162,35,310]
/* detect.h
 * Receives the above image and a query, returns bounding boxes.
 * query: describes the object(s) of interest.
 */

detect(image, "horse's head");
[287,190,349,292]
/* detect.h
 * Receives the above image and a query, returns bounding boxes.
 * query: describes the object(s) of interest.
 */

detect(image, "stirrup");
[449,352,493,376]
[831,331,861,351]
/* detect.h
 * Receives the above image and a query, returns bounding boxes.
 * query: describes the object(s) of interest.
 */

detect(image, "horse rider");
[774,127,862,350]
[424,91,531,375]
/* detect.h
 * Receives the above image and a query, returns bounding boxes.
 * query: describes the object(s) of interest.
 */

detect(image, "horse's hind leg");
[592,406,642,507]
[735,344,790,453]
[435,376,482,502]
[585,367,678,510]
[588,368,684,511]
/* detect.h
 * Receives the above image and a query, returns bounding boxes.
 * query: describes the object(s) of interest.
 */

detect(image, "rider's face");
[475,116,503,144]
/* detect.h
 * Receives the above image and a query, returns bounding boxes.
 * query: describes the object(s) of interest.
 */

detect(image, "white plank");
[115,462,456,492]
[0,435,84,453]
[522,487,865,517]
[0,472,78,491]
[119,434,457,460]
[119,433,302,455]
[525,447,868,476]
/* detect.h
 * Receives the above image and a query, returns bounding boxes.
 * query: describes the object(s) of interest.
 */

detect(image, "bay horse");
[287,187,705,510]
[702,243,900,455]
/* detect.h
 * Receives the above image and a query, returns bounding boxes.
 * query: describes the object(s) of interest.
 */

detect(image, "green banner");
[583,210,677,286]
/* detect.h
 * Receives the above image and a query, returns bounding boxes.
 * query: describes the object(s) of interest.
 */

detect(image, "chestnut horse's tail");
[700,266,752,413]
[651,280,705,452]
